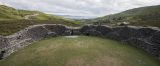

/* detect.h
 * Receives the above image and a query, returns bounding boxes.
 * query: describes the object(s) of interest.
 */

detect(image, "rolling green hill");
[82,5,160,27]
[0,5,64,20]
[0,5,82,36]
[0,5,41,20]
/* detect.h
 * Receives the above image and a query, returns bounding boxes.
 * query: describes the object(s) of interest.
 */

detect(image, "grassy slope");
[0,5,82,36]
[0,36,159,66]
[83,5,160,27]
[0,5,60,20]
[0,20,80,36]
[0,5,39,20]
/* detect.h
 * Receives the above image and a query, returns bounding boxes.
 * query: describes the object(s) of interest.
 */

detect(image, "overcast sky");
[0,0,160,17]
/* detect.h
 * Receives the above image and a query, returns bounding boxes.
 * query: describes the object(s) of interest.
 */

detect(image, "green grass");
[0,5,39,20]
[0,36,159,66]
[0,5,52,20]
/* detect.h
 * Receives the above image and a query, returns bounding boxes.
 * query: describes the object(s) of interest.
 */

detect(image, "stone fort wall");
[0,24,160,60]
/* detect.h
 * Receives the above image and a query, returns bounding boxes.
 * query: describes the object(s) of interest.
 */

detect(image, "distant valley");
[55,14,96,19]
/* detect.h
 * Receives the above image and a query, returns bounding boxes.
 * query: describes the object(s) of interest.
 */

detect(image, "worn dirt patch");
[93,56,123,66]
[66,57,87,66]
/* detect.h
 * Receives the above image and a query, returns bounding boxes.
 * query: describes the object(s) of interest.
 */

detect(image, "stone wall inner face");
[0,24,160,60]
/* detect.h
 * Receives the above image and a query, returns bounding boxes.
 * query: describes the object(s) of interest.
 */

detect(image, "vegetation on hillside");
[0,5,82,36]
[0,19,81,36]
[0,5,63,20]
[0,5,37,20]
[81,5,160,27]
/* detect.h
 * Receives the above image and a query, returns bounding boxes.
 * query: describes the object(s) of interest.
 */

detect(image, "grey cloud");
[0,0,160,17]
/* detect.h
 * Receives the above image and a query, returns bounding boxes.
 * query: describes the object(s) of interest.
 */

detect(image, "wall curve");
[80,25,160,59]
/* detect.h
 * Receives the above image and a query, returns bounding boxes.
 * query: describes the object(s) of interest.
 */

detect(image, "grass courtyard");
[0,36,159,66]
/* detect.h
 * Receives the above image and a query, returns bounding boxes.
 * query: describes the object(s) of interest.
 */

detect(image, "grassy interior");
[0,36,159,66]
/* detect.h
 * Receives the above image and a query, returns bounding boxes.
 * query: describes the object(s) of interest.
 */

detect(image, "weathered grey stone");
[0,36,7,59]
[0,36,6,50]
[126,38,159,56]
[44,24,67,35]
[95,26,113,35]
[0,24,69,59]
[80,25,160,59]
[137,27,158,38]
[150,31,160,44]
[80,25,102,36]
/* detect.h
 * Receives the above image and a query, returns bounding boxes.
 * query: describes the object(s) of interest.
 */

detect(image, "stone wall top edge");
[2,24,160,37]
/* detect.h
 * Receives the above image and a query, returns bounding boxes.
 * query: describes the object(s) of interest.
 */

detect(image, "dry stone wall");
[0,24,160,60]
[0,24,70,59]
[80,25,160,59]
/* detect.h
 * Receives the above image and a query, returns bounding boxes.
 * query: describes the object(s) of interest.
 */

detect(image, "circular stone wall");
[0,24,160,60]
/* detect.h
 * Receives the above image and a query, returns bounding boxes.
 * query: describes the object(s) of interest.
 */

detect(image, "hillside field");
[81,5,160,27]
[0,5,82,36]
